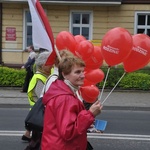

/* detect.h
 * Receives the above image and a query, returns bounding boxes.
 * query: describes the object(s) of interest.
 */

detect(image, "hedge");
[99,66,150,91]
[1,66,150,90]
[0,66,26,87]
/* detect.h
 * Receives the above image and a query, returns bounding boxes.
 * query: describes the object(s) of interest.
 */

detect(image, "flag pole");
[54,45,61,61]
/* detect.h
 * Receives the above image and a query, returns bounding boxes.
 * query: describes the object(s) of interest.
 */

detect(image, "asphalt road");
[0,88,150,149]
[0,108,150,150]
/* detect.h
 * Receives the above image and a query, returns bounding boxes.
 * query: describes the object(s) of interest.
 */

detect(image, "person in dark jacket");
[21,45,37,92]
[41,56,103,150]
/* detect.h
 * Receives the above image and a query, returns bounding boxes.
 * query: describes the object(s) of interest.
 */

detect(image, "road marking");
[0,130,24,136]
[0,130,149,141]
[87,133,150,141]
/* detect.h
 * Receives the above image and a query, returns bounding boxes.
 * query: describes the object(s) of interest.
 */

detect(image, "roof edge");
[0,0,122,5]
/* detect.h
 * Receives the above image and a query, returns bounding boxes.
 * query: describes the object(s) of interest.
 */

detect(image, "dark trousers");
[24,130,42,150]
[22,68,33,92]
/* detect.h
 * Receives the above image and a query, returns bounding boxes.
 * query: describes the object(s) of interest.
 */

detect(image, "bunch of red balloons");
[101,27,150,72]
[56,31,104,103]
[55,28,150,103]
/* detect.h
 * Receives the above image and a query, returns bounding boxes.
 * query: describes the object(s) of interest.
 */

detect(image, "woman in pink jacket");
[41,56,103,150]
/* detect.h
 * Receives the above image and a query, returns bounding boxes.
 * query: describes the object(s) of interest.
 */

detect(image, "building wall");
[2,3,24,65]
[2,3,150,65]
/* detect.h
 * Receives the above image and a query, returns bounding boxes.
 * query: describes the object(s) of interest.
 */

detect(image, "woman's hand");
[89,100,103,117]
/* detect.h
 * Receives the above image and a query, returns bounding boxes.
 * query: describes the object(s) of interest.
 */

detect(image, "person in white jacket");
[41,49,74,95]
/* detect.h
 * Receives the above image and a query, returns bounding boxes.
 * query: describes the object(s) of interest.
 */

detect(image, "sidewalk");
[0,87,28,107]
[0,87,150,110]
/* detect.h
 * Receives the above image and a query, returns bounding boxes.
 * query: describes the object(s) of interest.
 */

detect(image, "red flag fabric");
[27,0,56,65]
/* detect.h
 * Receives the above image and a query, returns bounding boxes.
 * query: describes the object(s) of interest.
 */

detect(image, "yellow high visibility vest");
[27,73,47,107]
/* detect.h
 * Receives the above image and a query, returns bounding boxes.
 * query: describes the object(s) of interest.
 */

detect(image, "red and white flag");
[27,0,56,65]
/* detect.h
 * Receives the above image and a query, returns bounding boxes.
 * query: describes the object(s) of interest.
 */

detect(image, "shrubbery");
[99,66,150,90]
[1,66,150,90]
[119,73,150,90]
[0,66,26,87]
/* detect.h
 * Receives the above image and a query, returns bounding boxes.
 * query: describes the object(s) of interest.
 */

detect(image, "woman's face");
[63,65,85,87]
[28,46,32,52]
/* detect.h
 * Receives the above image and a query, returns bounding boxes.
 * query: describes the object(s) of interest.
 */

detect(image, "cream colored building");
[0,0,150,67]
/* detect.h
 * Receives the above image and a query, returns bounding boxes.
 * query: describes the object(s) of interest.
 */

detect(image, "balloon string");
[101,72,126,105]
[98,67,110,101]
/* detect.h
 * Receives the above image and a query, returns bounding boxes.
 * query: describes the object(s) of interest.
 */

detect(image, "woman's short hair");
[54,49,74,67]
[35,51,51,69]
[58,56,85,80]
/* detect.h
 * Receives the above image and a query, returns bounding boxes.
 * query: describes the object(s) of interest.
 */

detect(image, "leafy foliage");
[119,73,150,90]
[0,67,26,86]
[98,66,150,91]
[1,66,150,90]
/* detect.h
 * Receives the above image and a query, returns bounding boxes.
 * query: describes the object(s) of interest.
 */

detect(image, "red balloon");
[123,34,150,72]
[80,85,100,103]
[74,35,86,44]
[85,69,105,84]
[85,46,103,69]
[75,40,94,61]
[56,31,76,54]
[101,27,133,66]
[83,78,94,86]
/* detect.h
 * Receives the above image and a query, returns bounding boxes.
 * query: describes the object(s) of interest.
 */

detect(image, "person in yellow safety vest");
[24,50,75,150]
[22,51,53,142]
[27,73,47,107]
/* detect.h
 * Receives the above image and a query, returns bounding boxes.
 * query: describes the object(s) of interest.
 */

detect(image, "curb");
[1,87,150,93]
[103,106,150,111]
[0,104,149,111]
[0,87,22,90]
[0,104,30,108]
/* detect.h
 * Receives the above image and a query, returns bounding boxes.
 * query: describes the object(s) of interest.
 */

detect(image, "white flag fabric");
[27,0,56,65]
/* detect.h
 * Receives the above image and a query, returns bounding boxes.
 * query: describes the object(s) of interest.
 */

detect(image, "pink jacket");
[41,80,94,150]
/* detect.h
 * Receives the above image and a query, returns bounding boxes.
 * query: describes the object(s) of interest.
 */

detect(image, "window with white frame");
[135,12,150,36]
[70,11,92,40]
[24,10,33,48]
